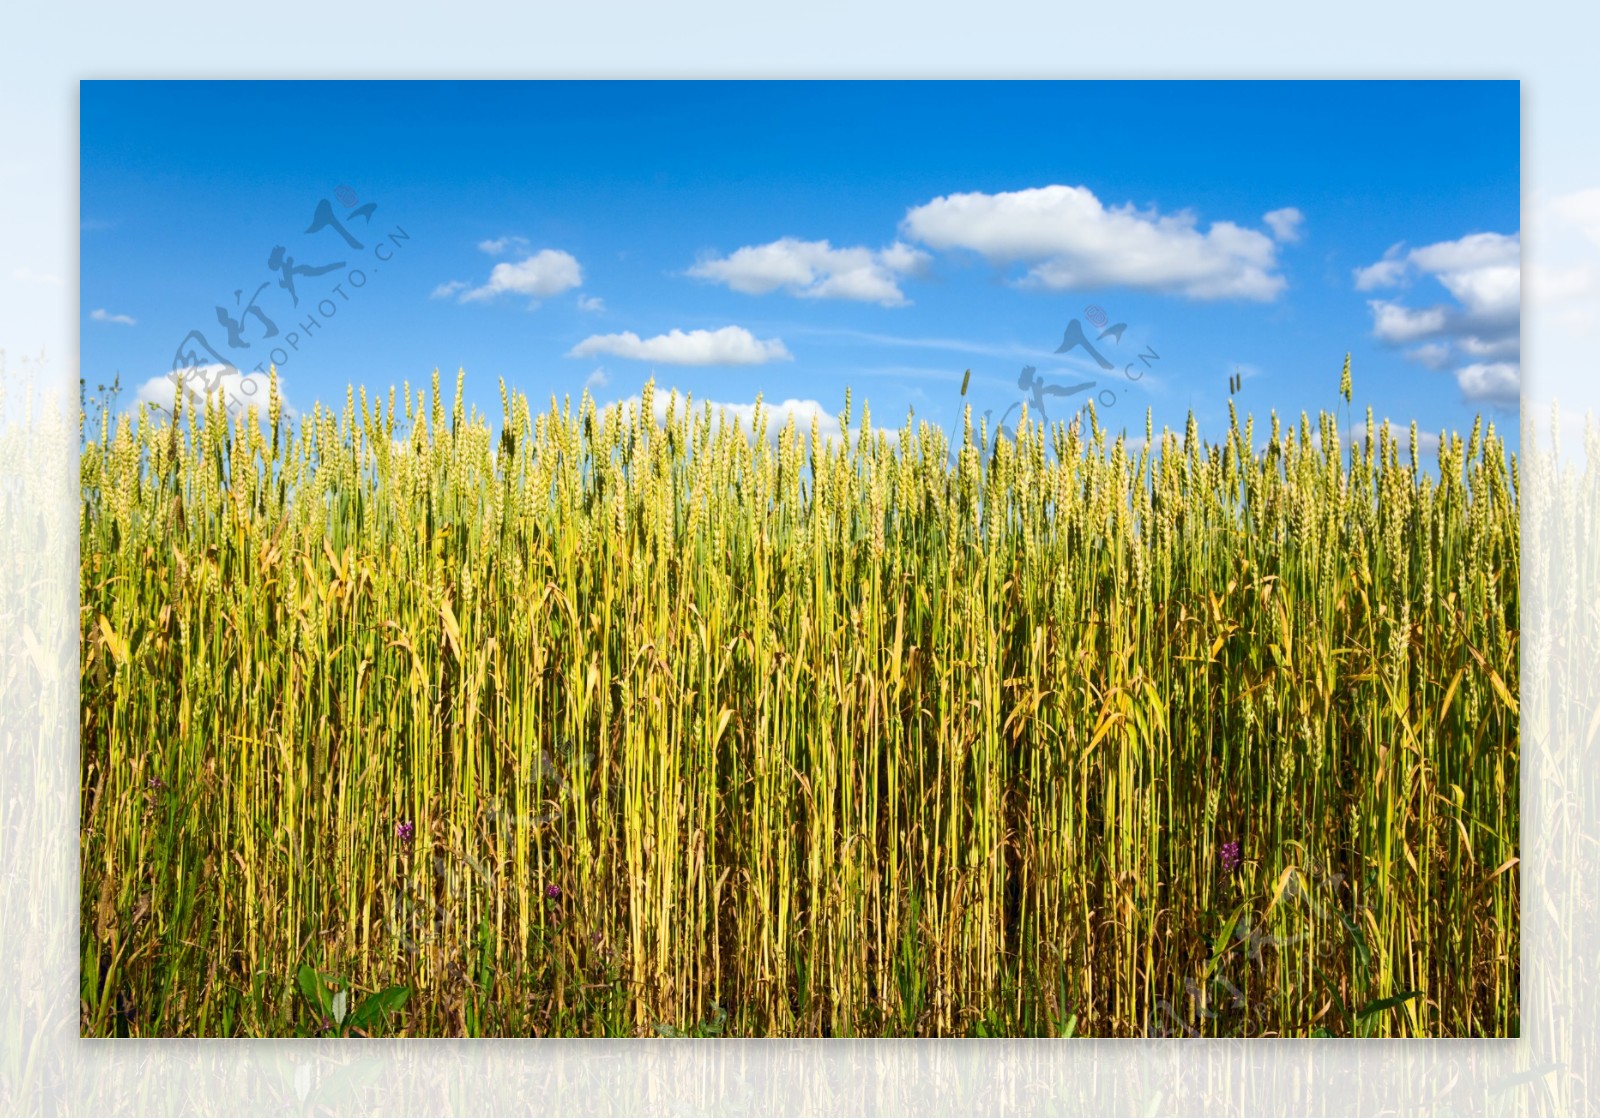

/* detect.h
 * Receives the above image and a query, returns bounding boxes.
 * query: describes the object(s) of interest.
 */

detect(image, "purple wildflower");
[1221,840,1242,873]
[396,820,414,843]
[545,883,561,900]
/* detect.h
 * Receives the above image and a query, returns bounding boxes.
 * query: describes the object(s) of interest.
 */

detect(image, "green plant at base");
[654,1002,729,1038]
[296,964,410,1038]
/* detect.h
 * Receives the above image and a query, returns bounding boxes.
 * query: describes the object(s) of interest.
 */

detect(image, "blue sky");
[80,80,1520,454]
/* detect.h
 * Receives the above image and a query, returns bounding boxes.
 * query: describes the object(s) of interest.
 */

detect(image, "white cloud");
[1353,243,1409,290]
[1407,232,1518,271]
[1368,299,1450,344]
[878,241,929,274]
[441,249,584,305]
[1433,263,1520,323]
[1264,207,1304,243]
[688,237,930,307]
[1457,334,1520,359]
[1455,362,1521,408]
[479,235,531,256]
[899,184,1293,301]
[569,326,792,366]
[1409,232,1521,326]
[577,294,605,312]
[584,367,610,391]
[89,308,136,326]
[1406,342,1453,370]
[1356,233,1520,330]
[131,365,297,419]
[1356,231,1521,407]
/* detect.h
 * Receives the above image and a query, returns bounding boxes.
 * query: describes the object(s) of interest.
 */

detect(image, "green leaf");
[345,985,412,1035]
[1355,990,1423,1020]
[1311,1027,1335,1038]
[1330,904,1371,973]
[331,989,348,1026]
[297,964,332,1021]
[1311,963,1350,1032]
[1205,901,1249,978]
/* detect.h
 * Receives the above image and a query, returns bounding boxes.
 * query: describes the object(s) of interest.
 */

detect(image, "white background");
[2,2,1595,1114]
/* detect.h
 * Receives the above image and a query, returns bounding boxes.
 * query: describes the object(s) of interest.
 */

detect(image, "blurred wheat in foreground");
[78,368,1518,1038]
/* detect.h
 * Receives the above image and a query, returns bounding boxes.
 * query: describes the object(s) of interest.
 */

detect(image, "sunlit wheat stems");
[79,367,1519,1038]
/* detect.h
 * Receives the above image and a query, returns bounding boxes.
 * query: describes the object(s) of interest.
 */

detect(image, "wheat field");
[78,365,1518,1037]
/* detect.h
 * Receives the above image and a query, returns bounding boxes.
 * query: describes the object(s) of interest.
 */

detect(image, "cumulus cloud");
[89,308,136,326]
[1457,334,1520,359]
[463,250,583,304]
[1356,231,1520,408]
[435,249,584,306]
[1263,207,1304,243]
[479,235,531,256]
[131,364,297,419]
[584,367,610,391]
[568,326,791,366]
[898,184,1294,301]
[1455,362,1521,406]
[1353,243,1410,291]
[1368,300,1449,344]
[687,237,930,307]
[1407,342,1453,370]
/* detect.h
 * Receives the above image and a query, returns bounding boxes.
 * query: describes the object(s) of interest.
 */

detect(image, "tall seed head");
[431,368,443,435]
